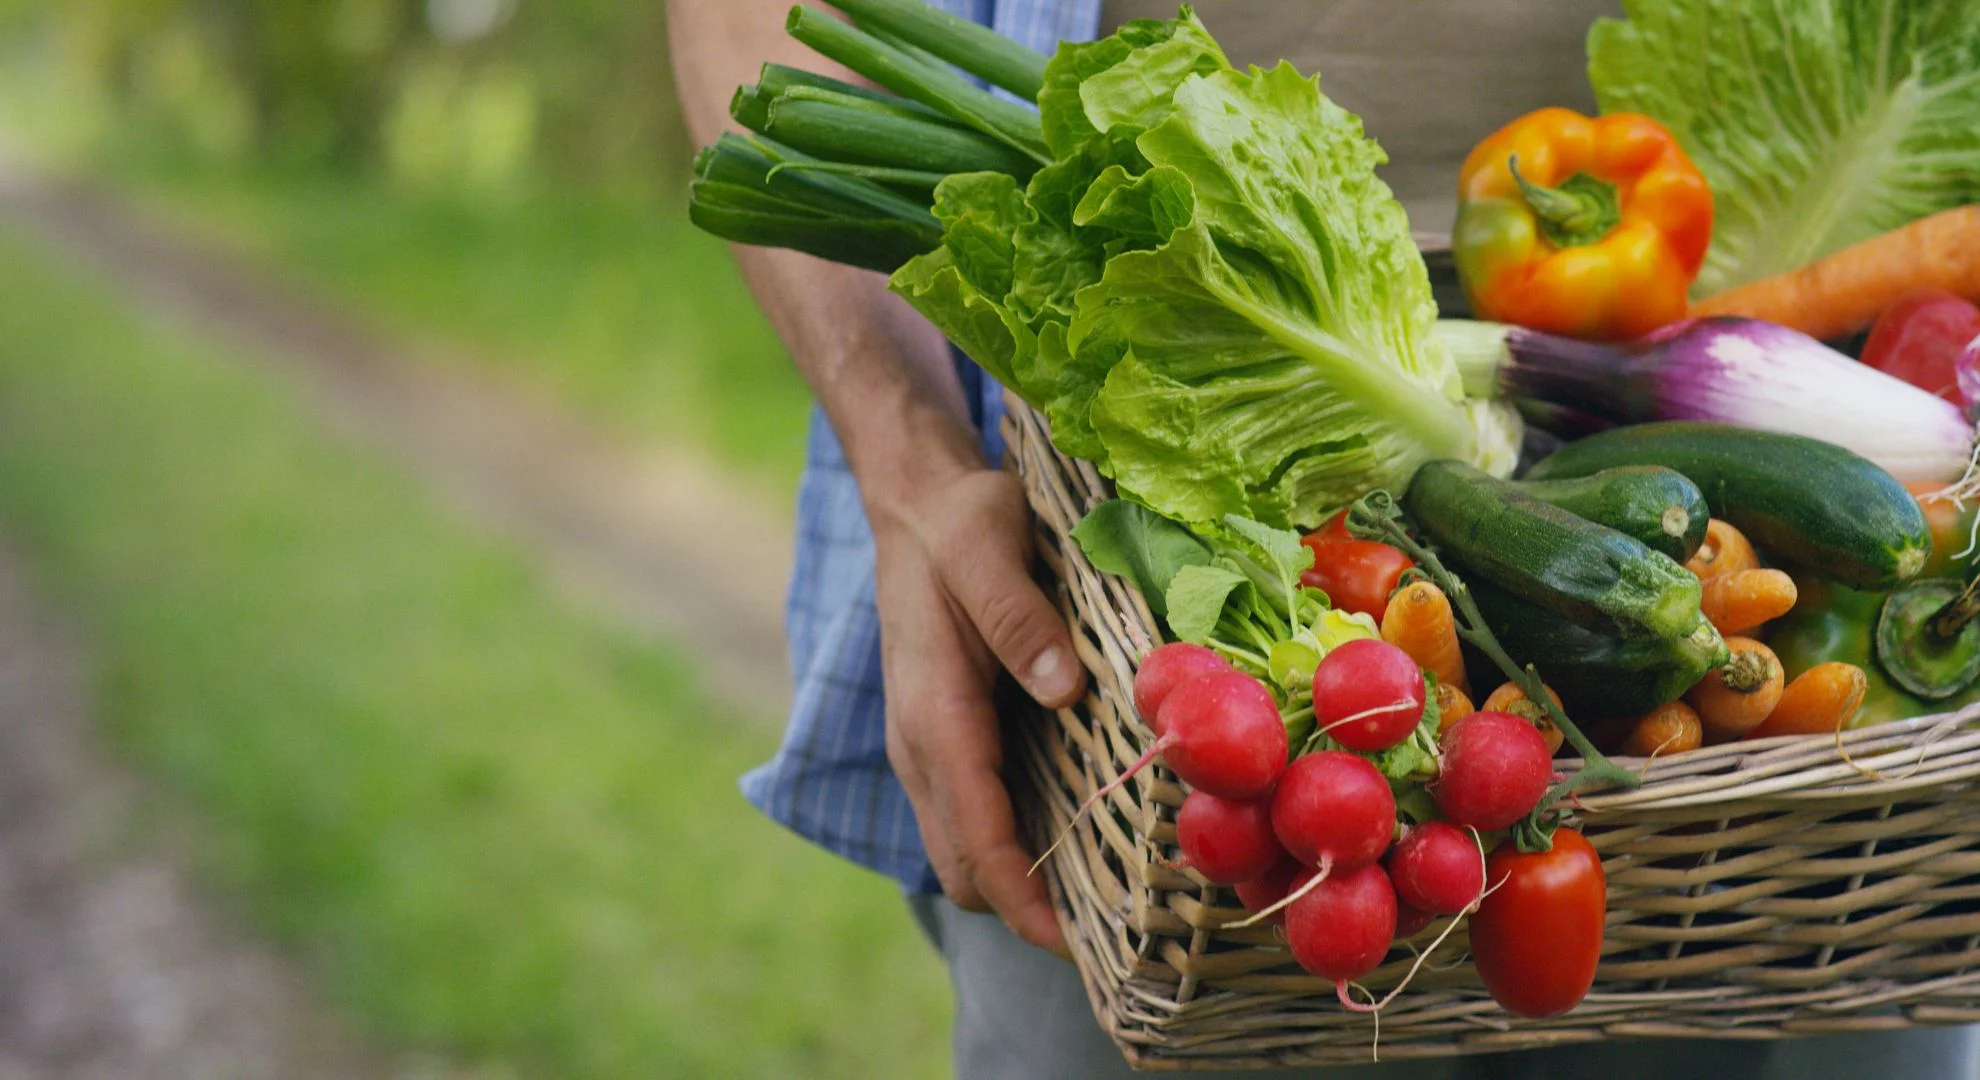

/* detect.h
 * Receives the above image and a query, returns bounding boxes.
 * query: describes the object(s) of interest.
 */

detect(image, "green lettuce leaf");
[1590,0,1980,295]
[893,8,1519,530]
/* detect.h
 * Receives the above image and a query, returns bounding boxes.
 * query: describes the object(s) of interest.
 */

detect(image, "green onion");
[689,134,943,272]
[784,6,1047,164]
[756,63,954,125]
[764,93,1040,178]
[824,0,1048,100]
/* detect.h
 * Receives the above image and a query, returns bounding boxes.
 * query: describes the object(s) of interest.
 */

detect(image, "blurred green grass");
[93,148,813,497]
[0,223,947,1078]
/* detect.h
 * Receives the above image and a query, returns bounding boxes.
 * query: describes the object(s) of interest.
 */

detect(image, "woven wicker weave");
[1001,395,1980,1070]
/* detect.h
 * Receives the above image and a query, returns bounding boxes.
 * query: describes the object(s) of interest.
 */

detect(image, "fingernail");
[1028,647,1077,702]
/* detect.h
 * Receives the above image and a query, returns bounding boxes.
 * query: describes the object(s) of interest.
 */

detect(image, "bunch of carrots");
[1357,514,1868,767]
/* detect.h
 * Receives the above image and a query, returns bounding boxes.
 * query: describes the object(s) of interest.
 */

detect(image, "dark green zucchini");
[1514,466,1709,563]
[1464,577,1728,719]
[1522,422,1930,591]
[1403,459,1707,642]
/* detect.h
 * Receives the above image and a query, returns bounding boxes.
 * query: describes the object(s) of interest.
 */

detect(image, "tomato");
[1470,828,1605,1019]
[1299,535,1413,622]
[1312,509,1355,545]
[1861,290,1980,405]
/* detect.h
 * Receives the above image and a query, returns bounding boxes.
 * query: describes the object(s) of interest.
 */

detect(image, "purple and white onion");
[1441,316,1976,483]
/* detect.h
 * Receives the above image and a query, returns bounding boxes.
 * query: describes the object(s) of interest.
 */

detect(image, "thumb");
[945,535,1086,710]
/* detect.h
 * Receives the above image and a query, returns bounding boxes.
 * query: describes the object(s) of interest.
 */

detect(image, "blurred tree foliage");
[1,0,693,201]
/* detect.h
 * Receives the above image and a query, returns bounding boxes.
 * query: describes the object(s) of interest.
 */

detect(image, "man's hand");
[871,463,1086,955]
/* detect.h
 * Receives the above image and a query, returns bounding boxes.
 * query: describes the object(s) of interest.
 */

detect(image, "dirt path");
[0,148,795,721]
[0,543,411,1080]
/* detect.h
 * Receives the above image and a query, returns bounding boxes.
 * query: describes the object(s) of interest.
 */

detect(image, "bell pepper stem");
[1508,155,1622,249]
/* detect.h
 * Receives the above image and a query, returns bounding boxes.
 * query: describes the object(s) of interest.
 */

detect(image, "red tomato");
[1299,536,1413,622]
[1861,290,1980,405]
[1312,509,1355,545]
[1470,828,1606,1019]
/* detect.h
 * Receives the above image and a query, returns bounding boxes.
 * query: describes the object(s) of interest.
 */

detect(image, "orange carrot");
[1689,206,1980,341]
[1698,568,1798,636]
[1685,519,1759,580]
[1744,663,1868,740]
[1622,701,1703,758]
[1481,681,1565,754]
[1434,682,1475,736]
[1686,637,1786,739]
[1381,580,1467,695]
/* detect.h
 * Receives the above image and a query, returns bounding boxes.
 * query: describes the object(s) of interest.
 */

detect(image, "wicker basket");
[1002,395,1980,1070]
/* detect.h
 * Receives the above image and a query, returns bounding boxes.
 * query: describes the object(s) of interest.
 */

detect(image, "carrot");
[1433,681,1475,737]
[1481,681,1565,754]
[1698,568,1798,636]
[1689,205,1980,341]
[1622,701,1703,758]
[1744,663,1868,740]
[1381,580,1467,695]
[1685,637,1785,739]
[1684,519,1759,580]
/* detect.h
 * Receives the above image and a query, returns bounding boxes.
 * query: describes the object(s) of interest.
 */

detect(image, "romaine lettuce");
[1589,0,1980,295]
[890,9,1519,530]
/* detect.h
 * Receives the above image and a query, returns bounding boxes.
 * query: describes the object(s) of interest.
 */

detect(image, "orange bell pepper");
[1453,107,1713,342]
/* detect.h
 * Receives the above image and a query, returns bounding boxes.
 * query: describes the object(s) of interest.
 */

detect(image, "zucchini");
[1465,577,1728,719]
[1514,466,1709,563]
[1404,459,1708,642]
[1522,422,1930,591]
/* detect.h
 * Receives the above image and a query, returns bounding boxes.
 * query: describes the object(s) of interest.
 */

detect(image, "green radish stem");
[822,0,1048,99]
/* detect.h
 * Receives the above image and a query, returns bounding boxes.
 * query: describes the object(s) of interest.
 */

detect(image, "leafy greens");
[1589,0,1980,295]
[891,9,1520,530]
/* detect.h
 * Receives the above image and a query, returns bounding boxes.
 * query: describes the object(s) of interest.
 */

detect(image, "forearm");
[667,0,982,518]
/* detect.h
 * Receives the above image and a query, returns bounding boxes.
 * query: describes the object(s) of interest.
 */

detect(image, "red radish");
[1386,821,1486,914]
[1270,751,1396,873]
[1393,898,1434,941]
[1233,859,1301,925]
[1285,863,1396,988]
[1033,671,1288,874]
[1146,671,1288,799]
[1176,791,1284,885]
[1313,638,1427,751]
[1133,643,1231,733]
[1434,711,1553,831]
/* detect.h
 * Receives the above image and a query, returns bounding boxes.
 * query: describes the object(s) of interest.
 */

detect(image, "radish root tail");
[1028,735,1170,876]
[1225,853,1332,928]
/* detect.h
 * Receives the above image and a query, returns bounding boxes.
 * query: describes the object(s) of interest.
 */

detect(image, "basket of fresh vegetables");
[687,0,1980,1067]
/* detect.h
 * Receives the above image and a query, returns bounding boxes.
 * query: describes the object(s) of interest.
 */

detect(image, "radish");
[1147,670,1289,799]
[1033,670,1288,875]
[1386,821,1486,914]
[1285,862,1396,989]
[1312,638,1426,751]
[1233,859,1302,925]
[1393,897,1434,941]
[1433,711,1553,830]
[1176,790,1284,885]
[1270,751,1396,873]
[1133,643,1231,733]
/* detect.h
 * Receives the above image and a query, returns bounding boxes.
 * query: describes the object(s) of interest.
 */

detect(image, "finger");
[940,505,1086,710]
[887,704,988,913]
[878,554,993,914]
[924,690,1068,957]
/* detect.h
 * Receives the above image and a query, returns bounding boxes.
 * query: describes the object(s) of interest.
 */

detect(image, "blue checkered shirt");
[740,0,1101,893]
